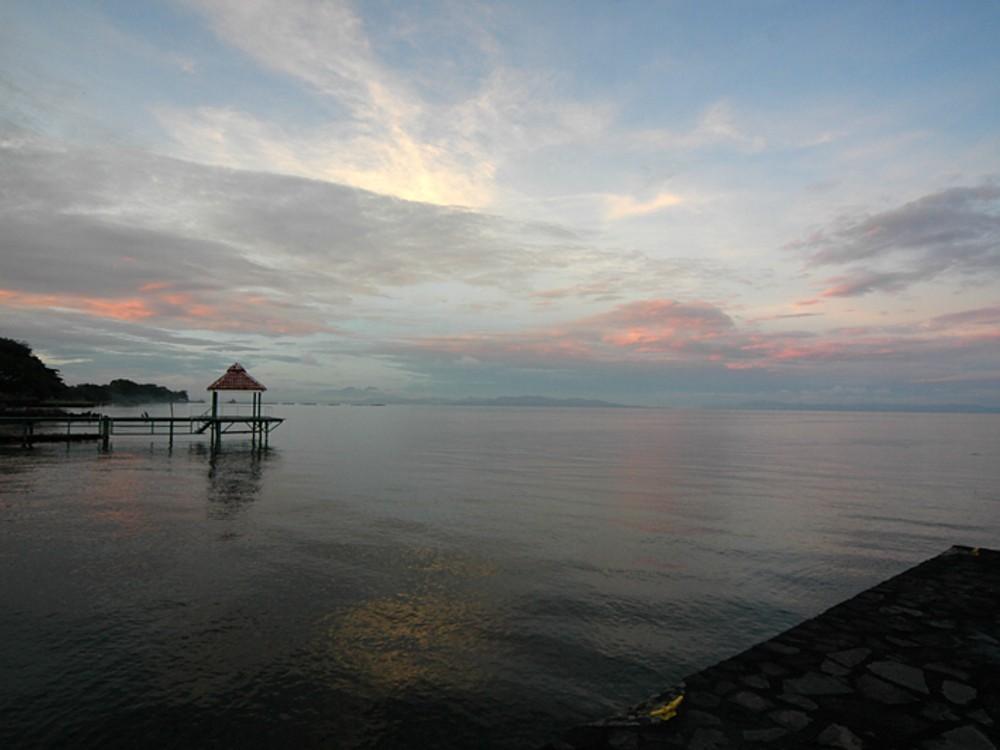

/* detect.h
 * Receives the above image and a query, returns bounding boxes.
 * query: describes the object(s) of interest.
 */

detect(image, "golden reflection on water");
[407,546,499,578]
[319,547,498,691]
[322,592,488,691]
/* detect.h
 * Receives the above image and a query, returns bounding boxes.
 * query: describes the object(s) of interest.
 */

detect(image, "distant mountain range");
[313,386,631,408]
[300,387,1000,412]
[722,401,1000,414]
[448,395,631,408]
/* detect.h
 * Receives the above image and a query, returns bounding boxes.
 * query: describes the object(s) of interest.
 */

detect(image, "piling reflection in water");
[194,443,273,520]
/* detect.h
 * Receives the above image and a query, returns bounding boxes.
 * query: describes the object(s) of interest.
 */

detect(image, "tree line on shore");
[0,337,188,405]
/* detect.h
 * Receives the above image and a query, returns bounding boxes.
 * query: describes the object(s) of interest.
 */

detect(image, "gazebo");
[206,362,269,447]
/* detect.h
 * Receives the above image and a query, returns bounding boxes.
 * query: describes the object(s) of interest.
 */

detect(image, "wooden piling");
[1,413,281,450]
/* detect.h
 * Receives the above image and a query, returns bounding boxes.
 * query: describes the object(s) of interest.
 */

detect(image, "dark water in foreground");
[2,406,998,748]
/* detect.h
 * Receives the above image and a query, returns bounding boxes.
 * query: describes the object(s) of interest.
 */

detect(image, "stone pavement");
[543,546,999,749]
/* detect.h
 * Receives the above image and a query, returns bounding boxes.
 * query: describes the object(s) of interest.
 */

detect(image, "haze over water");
[2,406,998,748]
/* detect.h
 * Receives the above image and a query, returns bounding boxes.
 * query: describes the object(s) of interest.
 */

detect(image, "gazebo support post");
[211,390,220,449]
[261,392,268,449]
[207,363,269,452]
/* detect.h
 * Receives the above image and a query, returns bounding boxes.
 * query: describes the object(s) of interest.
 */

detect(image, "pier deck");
[0,414,283,448]
[546,546,999,749]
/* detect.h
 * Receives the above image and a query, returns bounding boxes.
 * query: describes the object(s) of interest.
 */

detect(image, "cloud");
[759,312,823,320]
[157,105,498,208]
[387,297,1000,393]
[390,298,739,371]
[631,101,766,154]
[0,135,535,297]
[591,299,734,343]
[0,285,328,335]
[392,298,730,369]
[793,183,1000,296]
[165,0,611,207]
[927,305,1000,329]
[170,55,197,75]
[818,269,926,298]
[605,191,683,220]
[1,132,710,377]
[190,0,388,116]
[913,370,1000,384]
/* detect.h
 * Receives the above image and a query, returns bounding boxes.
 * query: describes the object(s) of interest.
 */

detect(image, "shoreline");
[545,546,999,749]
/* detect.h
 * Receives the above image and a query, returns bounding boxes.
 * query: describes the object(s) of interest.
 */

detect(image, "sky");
[1,0,999,407]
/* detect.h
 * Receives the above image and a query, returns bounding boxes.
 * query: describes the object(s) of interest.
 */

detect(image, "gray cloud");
[1,132,702,306]
[792,183,1000,296]
[1,130,711,388]
[817,269,929,298]
[928,305,1000,328]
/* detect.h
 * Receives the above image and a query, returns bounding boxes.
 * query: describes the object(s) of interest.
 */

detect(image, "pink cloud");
[0,289,156,321]
[138,281,172,292]
[590,299,733,329]
[0,283,331,336]
[401,298,744,368]
[397,297,1000,376]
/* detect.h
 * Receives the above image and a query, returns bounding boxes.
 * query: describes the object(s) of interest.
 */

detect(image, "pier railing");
[0,413,283,450]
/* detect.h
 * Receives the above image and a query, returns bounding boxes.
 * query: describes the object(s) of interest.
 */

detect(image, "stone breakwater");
[544,546,999,749]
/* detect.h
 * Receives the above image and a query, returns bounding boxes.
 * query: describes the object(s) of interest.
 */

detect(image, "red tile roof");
[207,363,266,391]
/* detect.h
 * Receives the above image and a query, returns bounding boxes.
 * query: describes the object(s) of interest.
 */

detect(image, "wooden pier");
[0,413,283,450]
[1,363,284,451]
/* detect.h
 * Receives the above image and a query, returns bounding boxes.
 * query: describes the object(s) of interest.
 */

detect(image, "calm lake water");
[2,406,998,748]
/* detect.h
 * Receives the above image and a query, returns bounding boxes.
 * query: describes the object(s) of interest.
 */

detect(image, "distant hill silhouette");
[65,379,188,406]
[450,395,630,408]
[314,384,633,407]
[0,336,187,405]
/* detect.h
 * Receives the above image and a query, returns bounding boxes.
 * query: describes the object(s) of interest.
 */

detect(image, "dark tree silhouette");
[0,337,188,404]
[0,337,67,401]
